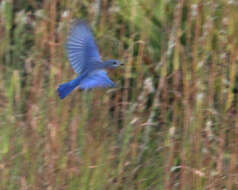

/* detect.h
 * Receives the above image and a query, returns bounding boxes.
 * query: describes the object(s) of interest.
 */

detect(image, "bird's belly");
[75,85,81,90]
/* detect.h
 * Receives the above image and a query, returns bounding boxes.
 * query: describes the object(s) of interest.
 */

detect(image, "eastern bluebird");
[57,20,121,99]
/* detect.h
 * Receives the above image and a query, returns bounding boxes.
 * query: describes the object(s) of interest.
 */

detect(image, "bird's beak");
[120,62,124,66]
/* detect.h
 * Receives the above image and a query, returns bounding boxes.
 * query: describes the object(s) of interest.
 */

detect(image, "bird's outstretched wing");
[66,20,101,75]
[79,70,115,90]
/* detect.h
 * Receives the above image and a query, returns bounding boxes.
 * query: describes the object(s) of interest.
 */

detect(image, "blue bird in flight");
[57,20,121,99]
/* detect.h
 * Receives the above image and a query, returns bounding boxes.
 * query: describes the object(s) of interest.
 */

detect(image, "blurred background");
[0,0,238,189]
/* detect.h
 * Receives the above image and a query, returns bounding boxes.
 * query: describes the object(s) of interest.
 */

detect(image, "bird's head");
[102,59,122,69]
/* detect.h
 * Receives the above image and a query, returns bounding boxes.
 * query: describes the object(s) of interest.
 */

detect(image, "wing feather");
[66,20,101,74]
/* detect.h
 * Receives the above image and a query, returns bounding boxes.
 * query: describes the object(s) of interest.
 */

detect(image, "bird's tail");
[57,81,76,99]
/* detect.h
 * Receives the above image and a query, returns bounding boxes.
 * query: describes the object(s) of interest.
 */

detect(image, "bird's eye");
[113,62,117,65]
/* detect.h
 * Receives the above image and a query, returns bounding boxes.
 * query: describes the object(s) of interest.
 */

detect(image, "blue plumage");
[80,70,115,90]
[57,20,121,99]
[58,82,75,99]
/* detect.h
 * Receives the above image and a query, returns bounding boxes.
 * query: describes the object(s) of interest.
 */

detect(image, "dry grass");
[0,0,238,189]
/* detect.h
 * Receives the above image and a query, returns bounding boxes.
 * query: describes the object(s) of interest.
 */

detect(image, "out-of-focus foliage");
[0,0,238,189]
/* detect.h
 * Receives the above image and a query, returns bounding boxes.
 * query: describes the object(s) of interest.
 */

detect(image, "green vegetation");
[0,0,238,189]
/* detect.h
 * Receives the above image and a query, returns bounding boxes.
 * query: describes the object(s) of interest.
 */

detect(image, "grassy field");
[0,0,238,189]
